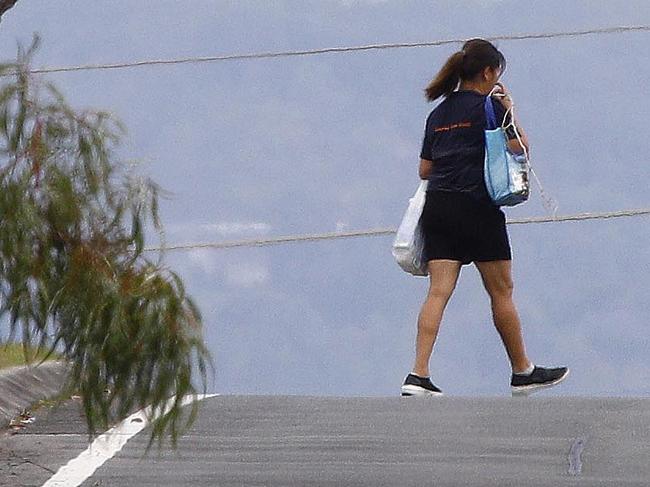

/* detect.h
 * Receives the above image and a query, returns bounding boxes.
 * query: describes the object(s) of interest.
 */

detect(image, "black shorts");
[420,190,512,265]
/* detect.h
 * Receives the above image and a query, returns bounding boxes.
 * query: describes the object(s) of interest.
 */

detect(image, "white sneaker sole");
[511,368,570,396]
[400,384,444,397]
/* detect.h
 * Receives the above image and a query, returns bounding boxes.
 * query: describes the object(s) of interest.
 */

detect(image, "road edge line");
[41,393,218,487]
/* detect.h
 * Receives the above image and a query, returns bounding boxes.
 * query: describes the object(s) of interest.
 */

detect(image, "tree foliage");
[0,36,213,449]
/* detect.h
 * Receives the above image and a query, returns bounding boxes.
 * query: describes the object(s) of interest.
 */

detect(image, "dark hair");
[424,39,506,102]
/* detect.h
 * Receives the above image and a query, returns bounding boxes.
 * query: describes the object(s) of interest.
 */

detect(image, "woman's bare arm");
[507,125,529,155]
[494,82,530,155]
[419,158,434,179]
[505,112,530,154]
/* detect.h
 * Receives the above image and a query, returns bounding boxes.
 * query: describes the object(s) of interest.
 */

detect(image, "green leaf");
[0,38,214,450]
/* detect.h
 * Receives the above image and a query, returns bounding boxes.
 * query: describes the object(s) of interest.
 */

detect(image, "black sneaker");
[511,366,569,395]
[401,373,443,397]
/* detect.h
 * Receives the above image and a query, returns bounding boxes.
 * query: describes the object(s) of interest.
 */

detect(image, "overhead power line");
[143,207,650,253]
[15,25,650,76]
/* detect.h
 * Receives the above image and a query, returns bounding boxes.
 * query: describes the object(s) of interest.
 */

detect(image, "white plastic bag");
[392,180,429,277]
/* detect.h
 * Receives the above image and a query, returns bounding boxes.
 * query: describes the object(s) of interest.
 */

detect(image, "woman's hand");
[493,82,513,110]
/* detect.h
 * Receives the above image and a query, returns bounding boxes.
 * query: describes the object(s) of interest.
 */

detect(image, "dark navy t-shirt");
[420,90,510,204]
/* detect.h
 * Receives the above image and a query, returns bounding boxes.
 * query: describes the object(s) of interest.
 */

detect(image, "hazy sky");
[1,1,649,397]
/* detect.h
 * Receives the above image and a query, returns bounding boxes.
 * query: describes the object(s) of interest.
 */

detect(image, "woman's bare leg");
[412,260,462,377]
[474,260,532,372]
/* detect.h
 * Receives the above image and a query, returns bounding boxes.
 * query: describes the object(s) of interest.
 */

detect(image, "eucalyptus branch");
[0,37,214,450]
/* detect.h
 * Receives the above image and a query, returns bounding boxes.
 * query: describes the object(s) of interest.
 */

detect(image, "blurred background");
[1,0,648,396]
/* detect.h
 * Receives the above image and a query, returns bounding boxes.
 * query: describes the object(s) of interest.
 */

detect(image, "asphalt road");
[2,395,650,486]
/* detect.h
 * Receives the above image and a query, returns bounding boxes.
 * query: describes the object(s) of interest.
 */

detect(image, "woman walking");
[401,39,568,396]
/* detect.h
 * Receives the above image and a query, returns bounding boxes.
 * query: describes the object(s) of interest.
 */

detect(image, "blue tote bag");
[483,96,530,206]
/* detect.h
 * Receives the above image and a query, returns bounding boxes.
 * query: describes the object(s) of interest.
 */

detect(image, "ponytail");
[424,39,506,102]
[424,51,464,102]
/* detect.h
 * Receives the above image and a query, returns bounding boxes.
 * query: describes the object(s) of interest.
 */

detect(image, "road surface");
[2,395,649,486]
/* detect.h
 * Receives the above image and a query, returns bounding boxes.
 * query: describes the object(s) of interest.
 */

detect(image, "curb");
[0,360,68,426]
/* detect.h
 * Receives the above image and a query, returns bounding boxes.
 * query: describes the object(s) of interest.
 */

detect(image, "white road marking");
[568,437,587,476]
[41,393,218,487]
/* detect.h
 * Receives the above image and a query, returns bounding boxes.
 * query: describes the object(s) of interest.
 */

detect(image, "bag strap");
[484,96,497,130]
[486,91,559,216]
